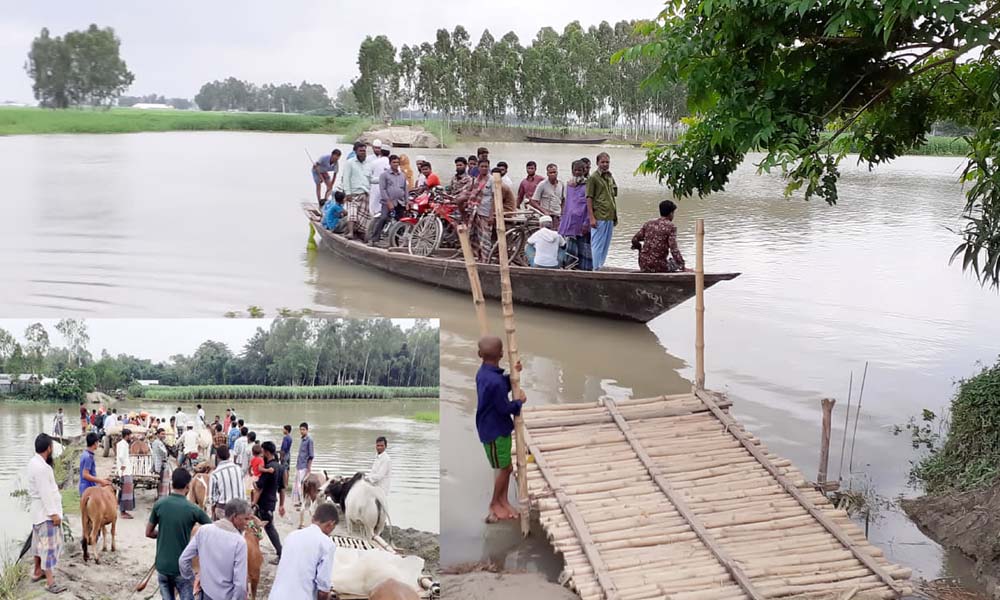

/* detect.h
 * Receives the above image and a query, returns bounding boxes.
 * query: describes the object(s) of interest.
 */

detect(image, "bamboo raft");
[516,390,913,600]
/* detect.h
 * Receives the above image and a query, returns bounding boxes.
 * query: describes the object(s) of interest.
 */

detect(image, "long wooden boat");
[524,135,608,145]
[304,204,739,323]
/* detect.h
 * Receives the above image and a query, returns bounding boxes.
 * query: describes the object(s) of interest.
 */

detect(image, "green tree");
[25,25,133,108]
[0,328,19,373]
[619,0,1000,286]
[55,318,89,367]
[354,35,399,118]
[24,323,50,375]
[191,341,234,385]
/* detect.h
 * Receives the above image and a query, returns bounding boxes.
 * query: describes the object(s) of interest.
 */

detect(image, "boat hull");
[305,206,738,322]
[524,135,608,145]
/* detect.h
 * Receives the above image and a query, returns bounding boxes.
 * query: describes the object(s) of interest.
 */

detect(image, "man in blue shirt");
[227,417,240,449]
[311,148,341,206]
[475,335,526,524]
[322,191,347,233]
[79,432,109,496]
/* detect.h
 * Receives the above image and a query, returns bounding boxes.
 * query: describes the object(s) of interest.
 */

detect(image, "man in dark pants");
[252,441,285,565]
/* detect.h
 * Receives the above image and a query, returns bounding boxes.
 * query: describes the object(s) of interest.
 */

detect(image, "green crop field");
[138,384,439,401]
[0,106,363,136]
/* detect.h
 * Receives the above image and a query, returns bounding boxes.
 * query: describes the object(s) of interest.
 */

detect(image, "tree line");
[352,21,687,138]
[0,318,439,401]
[193,78,335,113]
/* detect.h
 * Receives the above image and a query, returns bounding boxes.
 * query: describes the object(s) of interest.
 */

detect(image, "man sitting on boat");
[631,199,692,273]
[525,215,566,269]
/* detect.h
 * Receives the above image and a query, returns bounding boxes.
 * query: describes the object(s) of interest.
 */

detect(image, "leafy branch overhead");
[617,0,1000,286]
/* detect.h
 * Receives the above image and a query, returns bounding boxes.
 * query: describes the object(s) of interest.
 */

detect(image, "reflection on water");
[0,399,438,561]
[1,133,997,586]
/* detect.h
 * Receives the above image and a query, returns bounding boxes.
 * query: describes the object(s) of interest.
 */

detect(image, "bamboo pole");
[695,218,706,390]
[818,398,835,485]
[693,389,905,597]
[457,224,489,336]
[492,172,530,537]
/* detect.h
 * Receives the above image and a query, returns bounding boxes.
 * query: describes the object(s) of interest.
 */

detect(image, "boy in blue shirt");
[475,335,526,523]
[323,191,347,233]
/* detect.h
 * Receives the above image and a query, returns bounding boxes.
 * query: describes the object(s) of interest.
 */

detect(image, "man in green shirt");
[146,468,212,600]
[586,152,618,270]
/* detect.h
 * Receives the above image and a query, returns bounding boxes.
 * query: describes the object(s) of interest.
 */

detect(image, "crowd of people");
[310,141,693,274]
[30,404,397,599]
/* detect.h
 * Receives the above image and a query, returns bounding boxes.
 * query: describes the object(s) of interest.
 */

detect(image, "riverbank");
[7,441,438,599]
[0,107,362,136]
[136,384,440,401]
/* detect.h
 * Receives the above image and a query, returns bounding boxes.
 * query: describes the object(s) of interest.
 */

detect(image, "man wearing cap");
[367,140,391,217]
[527,214,566,268]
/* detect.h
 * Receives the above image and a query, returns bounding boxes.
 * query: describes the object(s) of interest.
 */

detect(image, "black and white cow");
[324,472,389,539]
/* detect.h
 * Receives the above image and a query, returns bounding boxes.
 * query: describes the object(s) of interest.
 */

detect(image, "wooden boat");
[304,204,739,323]
[524,135,608,145]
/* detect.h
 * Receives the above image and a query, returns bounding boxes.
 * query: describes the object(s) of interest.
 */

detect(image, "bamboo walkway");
[517,389,913,600]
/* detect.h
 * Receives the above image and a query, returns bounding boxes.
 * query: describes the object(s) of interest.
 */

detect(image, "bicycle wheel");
[386,221,413,248]
[488,228,524,264]
[408,215,444,256]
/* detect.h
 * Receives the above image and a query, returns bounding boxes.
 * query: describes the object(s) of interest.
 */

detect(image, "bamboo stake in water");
[695,219,706,390]
[848,362,869,473]
[492,172,530,537]
[818,398,835,485]
[457,224,489,336]
[837,372,853,481]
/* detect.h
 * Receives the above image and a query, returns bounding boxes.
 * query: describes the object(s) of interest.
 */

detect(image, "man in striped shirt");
[208,446,245,521]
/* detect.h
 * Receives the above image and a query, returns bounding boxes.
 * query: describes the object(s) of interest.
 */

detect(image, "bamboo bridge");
[510,221,913,600]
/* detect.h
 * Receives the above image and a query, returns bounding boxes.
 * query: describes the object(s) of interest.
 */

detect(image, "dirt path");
[14,449,438,599]
[441,572,578,600]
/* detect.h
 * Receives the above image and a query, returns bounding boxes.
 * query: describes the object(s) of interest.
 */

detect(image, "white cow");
[325,473,389,540]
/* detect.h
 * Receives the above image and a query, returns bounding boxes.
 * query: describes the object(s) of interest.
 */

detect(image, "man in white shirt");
[174,407,187,430]
[180,424,200,469]
[497,161,515,189]
[28,434,66,594]
[367,140,391,216]
[527,215,566,268]
[209,446,246,521]
[232,427,250,474]
[104,409,118,431]
[116,429,136,518]
[270,503,338,600]
[196,404,206,426]
[367,436,392,498]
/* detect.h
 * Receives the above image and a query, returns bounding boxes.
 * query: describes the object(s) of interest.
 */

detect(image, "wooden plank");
[522,427,620,600]
[694,389,904,597]
[603,398,765,600]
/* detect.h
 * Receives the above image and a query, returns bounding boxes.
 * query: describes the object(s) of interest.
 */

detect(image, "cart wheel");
[408,215,443,256]
[386,221,412,248]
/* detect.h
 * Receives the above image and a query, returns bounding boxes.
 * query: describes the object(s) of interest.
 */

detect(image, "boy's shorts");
[484,435,512,469]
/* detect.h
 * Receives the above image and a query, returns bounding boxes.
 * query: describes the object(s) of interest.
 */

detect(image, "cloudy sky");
[1,0,664,103]
[0,318,419,362]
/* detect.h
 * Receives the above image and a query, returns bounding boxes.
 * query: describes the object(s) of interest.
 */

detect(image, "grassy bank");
[827,133,970,157]
[412,411,440,423]
[137,384,439,401]
[0,106,363,136]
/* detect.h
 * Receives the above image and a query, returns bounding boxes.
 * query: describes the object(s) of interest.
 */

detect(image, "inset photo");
[0,317,439,599]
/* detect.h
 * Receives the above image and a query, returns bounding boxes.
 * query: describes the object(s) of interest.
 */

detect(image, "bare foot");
[500,499,520,519]
[484,512,501,524]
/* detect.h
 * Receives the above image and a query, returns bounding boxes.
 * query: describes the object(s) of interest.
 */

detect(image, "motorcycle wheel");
[386,221,413,248]
[408,215,444,256]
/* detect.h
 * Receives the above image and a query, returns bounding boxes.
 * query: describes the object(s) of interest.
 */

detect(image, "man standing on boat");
[587,152,618,270]
[312,149,341,206]
[369,155,407,246]
[450,156,472,194]
[339,141,372,240]
[367,140,390,217]
[530,163,565,229]
[517,161,544,210]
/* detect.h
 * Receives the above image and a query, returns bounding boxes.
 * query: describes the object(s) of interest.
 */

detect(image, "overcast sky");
[1,0,664,103]
[0,318,419,363]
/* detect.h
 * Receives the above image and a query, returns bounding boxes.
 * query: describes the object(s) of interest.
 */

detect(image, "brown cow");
[80,485,118,563]
[187,472,210,510]
[245,515,266,600]
[129,439,150,455]
[298,470,329,529]
[370,579,420,600]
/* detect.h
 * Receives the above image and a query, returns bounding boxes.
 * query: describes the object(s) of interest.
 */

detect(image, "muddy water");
[1,133,998,586]
[0,398,438,561]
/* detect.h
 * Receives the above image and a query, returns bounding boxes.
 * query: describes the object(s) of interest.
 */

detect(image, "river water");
[0,398,439,561]
[1,132,998,586]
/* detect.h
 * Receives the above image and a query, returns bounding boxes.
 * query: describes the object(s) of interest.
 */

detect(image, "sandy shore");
[13,447,438,599]
[441,572,578,600]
